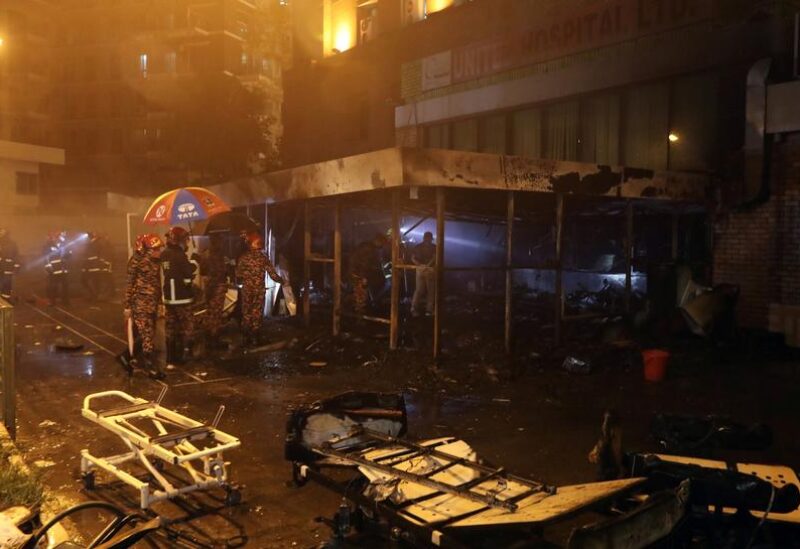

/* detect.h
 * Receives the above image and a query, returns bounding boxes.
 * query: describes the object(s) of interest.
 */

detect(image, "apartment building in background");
[53,0,290,196]
[281,0,800,335]
[0,0,65,211]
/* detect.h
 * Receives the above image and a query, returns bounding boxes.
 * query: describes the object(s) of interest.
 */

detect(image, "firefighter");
[348,234,387,315]
[203,235,229,348]
[161,226,196,365]
[82,231,113,300]
[123,234,164,379]
[44,231,71,306]
[235,232,282,347]
[411,231,436,317]
[0,228,19,303]
[117,234,148,370]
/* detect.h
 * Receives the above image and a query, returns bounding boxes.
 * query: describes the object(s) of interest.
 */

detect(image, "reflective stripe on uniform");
[164,298,193,305]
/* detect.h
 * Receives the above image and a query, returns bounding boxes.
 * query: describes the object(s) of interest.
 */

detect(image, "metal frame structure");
[201,147,709,356]
[80,388,241,509]
[297,188,698,354]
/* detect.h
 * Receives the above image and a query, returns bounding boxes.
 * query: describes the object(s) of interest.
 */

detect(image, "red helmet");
[142,234,164,250]
[134,234,146,253]
[166,226,189,246]
[245,231,263,251]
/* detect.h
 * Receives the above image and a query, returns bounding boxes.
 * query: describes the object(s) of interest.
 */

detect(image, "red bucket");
[642,349,670,382]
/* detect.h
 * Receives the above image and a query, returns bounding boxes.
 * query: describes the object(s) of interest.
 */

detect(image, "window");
[479,114,506,154]
[138,53,148,78]
[512,108,542,158]
[15,172,39,195]
[425,124,449,148]
[544,101,579,160]
[580,94,620,164]
[623,83,669,170]
[358,6,378,45]
[425,0,455,17]
[451,119,478,152]
[417,71,716,171]
[669,73,718,171]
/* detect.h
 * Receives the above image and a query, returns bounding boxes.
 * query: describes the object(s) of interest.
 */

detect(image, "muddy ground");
[6,273,800,547]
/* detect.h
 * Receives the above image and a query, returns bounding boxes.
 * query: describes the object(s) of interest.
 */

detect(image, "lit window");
[424,0,454,17]
[139,53,148,77]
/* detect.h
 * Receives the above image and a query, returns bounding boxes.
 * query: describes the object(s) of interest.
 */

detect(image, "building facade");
[0,1,65,216]
[282,0,800,333]
[52,0,290,196]
[0,0,56,148]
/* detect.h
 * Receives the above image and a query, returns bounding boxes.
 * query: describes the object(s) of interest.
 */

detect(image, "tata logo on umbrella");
[177,202,200,220]
[155,205,167,219]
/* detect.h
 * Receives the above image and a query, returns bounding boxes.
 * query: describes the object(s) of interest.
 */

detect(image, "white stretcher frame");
[80,388,241,509]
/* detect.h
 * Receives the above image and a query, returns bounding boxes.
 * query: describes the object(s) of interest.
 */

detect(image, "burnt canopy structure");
[211,147,709,357]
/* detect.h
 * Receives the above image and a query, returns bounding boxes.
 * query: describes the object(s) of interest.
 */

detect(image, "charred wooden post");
[625,201,634,314]
[505,191,515,354]
[390,190,401,350]
[333,199,342,336]
[554,194,564,346]
[434,188,445,359]
[303,201,311,326]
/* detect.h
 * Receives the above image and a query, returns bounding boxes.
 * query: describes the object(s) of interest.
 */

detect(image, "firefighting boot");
[143,353,165,380]
[116,350,134,375]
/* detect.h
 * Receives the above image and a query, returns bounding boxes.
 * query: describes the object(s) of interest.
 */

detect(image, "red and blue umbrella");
[143,187,230,225]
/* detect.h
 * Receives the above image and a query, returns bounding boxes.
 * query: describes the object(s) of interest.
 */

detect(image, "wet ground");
[7,278,800,547]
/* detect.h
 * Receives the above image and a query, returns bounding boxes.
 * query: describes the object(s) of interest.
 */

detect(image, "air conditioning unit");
[402,0,424,25]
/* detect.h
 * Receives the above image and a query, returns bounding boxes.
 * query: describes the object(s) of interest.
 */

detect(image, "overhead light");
[0,37,4,47]
[668,132,680,143]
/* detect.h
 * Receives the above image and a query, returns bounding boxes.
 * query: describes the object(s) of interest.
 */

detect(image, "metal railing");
[0,297,15,439]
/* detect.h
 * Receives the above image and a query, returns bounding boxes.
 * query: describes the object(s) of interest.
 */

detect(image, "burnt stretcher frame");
[285,391,680,549]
